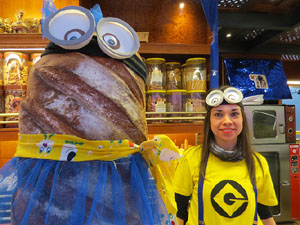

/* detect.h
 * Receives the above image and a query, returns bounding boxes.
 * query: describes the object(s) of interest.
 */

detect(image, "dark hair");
[199,85,262,185]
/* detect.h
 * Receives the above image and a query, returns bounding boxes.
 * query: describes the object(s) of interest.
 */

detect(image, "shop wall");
[79,0,210,45]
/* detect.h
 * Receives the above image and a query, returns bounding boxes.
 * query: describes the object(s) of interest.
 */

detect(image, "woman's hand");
[176,217,185,225]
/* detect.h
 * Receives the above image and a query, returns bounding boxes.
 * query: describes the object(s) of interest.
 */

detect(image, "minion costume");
[173,87,278,225]
[0,3,180,225]
[174,146,277,225]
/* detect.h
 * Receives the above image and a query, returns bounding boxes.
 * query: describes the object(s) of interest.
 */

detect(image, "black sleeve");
[175,193,191,223]
[257,203,273,220]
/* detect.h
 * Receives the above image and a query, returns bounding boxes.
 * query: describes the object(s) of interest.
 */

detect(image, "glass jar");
[146,90,167,123]
[3,52,29,86]
[0,53,3,86]
[165,62,182,90]
[0,88,4,128]
[4,86,26,128]
[181,63,186,90]
[185,57,206,91]
[166,89,185,123]
[145,58,166,90]
[184,90,206,123]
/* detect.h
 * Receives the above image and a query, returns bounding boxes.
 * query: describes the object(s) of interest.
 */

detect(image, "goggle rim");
[206,87,243,107]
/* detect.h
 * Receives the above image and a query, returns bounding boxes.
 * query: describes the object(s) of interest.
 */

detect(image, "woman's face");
[210,104,243,149]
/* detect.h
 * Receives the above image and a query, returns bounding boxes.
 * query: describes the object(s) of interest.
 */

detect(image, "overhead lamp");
[287,81,300,85]
[226,33,232,38]
[179,3,185,9]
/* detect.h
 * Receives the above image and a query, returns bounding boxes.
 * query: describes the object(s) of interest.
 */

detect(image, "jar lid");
[164,62,181,67]
[186,90,206,93]
[166,89,186,93]
[145,58,166,64]
[146,90,167,94]
[186,57,206,64]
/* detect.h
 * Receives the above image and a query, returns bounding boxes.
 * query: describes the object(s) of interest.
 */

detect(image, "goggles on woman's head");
[206,87,243,107]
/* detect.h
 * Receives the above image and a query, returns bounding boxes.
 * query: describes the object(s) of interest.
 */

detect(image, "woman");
[174,86,278,225]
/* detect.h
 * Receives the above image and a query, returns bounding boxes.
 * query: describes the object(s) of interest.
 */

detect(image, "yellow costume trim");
[15,133,181,214]
[15,134,140,161]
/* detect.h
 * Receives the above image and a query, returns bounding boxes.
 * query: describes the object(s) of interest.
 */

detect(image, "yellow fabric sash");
[15,134,140,161]
[15,133,181,214]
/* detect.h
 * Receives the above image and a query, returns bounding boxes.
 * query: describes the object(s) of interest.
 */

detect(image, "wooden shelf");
[140,42,210,55]
[0,34,49,49]
[0,128,18,141]
[148,122,203,134]
[0,34,210,55]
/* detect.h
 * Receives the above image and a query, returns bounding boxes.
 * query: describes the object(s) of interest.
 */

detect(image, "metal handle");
[280,180,290,186]
[278,124,285,134]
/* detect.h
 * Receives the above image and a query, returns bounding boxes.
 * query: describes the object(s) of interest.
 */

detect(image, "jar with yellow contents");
[185,57,206,91]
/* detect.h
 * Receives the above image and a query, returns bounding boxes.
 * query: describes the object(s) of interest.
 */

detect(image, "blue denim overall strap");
[198,171,258,225]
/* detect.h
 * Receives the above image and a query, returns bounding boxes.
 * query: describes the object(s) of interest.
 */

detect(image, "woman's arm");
[175,193,190,225]
[261,217,276,225]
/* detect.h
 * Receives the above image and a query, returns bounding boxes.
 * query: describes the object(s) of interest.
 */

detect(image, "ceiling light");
[179,3,185,9]
[287,81,300,85]
[226,33,232,38]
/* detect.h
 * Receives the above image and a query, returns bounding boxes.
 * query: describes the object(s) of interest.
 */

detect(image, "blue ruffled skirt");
[0,154,170,225]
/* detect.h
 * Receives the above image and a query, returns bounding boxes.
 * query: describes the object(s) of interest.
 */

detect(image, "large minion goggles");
[43,6,140,59]
[206,87,243,107]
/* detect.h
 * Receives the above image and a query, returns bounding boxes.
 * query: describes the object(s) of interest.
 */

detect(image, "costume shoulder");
[182,145,202,160]
[179,145,202,171]
[253,151,269,170]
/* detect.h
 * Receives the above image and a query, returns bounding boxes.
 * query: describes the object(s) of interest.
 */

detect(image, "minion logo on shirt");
[211,180,248,218]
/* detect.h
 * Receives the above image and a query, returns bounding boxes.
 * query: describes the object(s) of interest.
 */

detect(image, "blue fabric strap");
[253,184,258,225]
[200,0,219,89]
[198,176,205,225]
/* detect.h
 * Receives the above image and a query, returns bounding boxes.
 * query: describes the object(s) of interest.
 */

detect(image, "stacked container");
[184,58,207,123]
[166,89,185,123]
[0,53,3,127]
[145,57,207,124]
[3,52,28,127]
[185,57,206,91]
[165,62,182,90]
[145,58,166,123]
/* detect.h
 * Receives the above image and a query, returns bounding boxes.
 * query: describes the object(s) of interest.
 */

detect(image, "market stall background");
[0,0,299,163]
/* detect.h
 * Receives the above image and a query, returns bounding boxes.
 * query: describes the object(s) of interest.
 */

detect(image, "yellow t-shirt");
[173,146,278,225]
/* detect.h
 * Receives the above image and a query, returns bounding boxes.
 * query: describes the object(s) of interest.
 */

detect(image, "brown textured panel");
[85,0,208,45]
